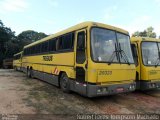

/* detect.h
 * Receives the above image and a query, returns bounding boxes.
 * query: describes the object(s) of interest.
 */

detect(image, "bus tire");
[30,69,34,78]
[60,73,70,93]
[27,69,31,78]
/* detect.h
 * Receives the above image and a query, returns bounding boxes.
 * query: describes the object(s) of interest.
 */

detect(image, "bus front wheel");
[60,73,70,93]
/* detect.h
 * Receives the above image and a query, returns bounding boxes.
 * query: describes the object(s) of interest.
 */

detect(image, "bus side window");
[57,33,73,51]
[49,39,56,52]
[131,44,138,66]
[76,31,86,64]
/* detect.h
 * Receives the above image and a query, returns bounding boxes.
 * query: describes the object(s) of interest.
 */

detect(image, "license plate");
[116,87,124,92]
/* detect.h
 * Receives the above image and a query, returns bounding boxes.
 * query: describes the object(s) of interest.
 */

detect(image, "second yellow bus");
[13,51,23,71]
[131,37,160,90]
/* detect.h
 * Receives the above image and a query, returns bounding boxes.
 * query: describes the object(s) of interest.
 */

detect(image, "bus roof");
[131,37,160,43]
[24,21,129,49]
[13,51,22,56]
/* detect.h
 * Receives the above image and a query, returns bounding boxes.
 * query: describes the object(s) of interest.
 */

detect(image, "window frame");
[131,43,139,66]
[23,32,75,56]
[90,26,134,64]
[57,32,74,52]
[141,41,160,66]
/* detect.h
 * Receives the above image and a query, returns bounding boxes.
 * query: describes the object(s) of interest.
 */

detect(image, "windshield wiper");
[155,57,160,67]
[108,43,119,65]
[120,50,131,65]
[108,43,131,65]
[108,51,117,65]
[118,43,130,65]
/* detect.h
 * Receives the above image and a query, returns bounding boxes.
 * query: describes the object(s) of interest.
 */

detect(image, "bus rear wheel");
[60,73,70,93]
[27,69,31,78]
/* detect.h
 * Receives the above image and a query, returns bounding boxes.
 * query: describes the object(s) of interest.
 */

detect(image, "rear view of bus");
[85,23,136,97]
[13,51,23,71]
[131,37,160,90]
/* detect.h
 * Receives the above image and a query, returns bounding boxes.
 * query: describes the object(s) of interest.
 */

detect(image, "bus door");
[131,43,139,67]
[75,29,87,85]
[131,43,140,86]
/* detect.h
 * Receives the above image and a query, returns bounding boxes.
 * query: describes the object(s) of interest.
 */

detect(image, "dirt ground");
[0,69,160,120]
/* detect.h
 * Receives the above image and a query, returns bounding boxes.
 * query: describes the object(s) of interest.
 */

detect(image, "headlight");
[97,87,108,94]
[132,84,135,89]
[97,88,101,93]
[129,84,135,90]
[129,85,132,90]
[152,83,156,88]
[102,88,107,92]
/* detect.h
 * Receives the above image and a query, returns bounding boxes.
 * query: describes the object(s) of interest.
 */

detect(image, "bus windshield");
[142,42,159,66]
[91,28,134,64]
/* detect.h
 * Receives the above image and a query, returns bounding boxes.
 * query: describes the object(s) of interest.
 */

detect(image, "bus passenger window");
[41,41,49,53]
[62,34,73,49]
[57,33,73,51]
[76,31,86,64]
[49,39,56,51]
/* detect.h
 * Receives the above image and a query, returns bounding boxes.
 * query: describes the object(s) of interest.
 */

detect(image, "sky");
[0,0,160,37]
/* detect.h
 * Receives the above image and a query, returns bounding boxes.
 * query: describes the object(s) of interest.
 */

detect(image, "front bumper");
[86,82,136,97]
[71,80,136,97]
[137,80,160,90]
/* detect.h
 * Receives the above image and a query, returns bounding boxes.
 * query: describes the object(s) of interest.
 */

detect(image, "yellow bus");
[22,22,136,97]
[131,37,160,90]
[13,51,23,71]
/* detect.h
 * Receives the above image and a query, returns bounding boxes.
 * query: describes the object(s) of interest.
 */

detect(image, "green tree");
[4,40,20,58]
[139,30,147,37]
[0,20,17,67]
[132,31,140,37]
[0,20,48,68]
[17,30,48,50]
[146,27,156,38]
[132,27,156,38]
